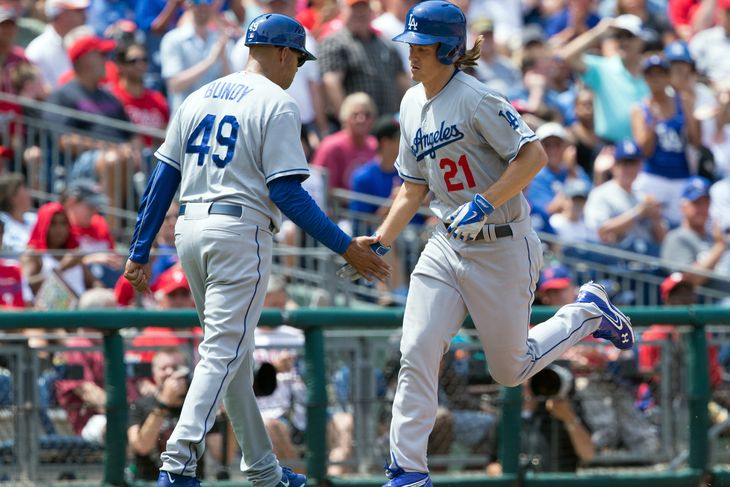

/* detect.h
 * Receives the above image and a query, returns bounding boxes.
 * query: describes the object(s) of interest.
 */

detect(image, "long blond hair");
[454,35,483,69]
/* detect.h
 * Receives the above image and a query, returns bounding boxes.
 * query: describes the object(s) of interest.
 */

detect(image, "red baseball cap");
[660,272,692,303]
[114,274,134,306]
[538,265,572,293]
[153,268,190,296]
[68,35,116,63]
[720,0,730,9]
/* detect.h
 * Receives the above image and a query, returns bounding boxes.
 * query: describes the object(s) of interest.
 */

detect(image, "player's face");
[408,43,443,82]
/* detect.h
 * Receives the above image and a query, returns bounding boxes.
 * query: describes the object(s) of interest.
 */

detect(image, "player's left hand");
[124,259,152,293]
[445,194,495,241]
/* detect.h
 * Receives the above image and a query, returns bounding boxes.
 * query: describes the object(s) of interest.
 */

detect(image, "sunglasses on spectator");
[124,56,148,64]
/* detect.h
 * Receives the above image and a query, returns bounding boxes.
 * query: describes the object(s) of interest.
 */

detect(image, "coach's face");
[276,46,302,89]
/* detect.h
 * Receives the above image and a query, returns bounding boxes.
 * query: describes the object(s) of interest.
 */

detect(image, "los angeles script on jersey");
[203,81,254,103]
[411,121,464,161]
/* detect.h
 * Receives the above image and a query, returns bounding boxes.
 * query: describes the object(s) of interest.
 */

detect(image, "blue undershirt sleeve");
[128,161,182,264]
[268,176,352,255]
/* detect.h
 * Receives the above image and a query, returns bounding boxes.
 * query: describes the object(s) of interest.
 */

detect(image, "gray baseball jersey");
[388,71,606,474]
[155,72,310,231]
[154,71,308,486]
[395,70,536,223]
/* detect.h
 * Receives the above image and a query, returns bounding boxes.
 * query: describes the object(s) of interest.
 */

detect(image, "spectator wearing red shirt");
[312,92,378,190]
[63,178,114,251]
[111,42,169,148]
[639,273,723,403]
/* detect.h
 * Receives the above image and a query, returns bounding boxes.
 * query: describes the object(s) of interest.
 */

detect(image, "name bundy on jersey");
[410,121,464,161]
[203,81,254,103]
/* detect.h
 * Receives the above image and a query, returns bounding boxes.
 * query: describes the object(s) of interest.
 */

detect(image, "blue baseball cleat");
[157,471,200,487]
[576,281,634,350]
[382,457,432,487]
[278,466,306,487]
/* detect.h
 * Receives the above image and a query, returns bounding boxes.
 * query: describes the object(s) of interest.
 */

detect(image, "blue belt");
[179,203,275,231]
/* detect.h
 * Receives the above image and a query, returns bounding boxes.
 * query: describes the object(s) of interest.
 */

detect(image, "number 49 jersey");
[395,70,537,225]
[154,72,310,231]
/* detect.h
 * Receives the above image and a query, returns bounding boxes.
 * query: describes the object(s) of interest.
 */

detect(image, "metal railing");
[0,306,729,486]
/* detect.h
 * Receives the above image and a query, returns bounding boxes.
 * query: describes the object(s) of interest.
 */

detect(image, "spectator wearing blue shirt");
[631,55,700,228]
[557,14,649,143]
[527,122,592,216]
[350,115,405,236]
[135,0,184,91]
[87,0,136,37]
[545,0,601,45]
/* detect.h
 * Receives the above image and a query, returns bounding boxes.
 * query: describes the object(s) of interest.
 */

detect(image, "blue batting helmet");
[393,0,466,65]
[245,13,316,64]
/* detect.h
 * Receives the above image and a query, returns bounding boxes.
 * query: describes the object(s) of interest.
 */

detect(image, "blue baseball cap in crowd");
[641,54,669,72]
[538,265,572,293]
[665,40,693,64]
[614,140,642,161]
[681,176,711,201]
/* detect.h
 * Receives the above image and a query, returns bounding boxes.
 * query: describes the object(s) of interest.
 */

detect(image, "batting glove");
[445,194,495,241]
[336,238,391,281]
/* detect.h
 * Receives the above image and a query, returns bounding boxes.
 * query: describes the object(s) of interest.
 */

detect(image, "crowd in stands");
[2,0,730,481]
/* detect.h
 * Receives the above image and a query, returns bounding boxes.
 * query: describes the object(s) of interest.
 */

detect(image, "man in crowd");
[25,0,88,88]
[160,0,232,114]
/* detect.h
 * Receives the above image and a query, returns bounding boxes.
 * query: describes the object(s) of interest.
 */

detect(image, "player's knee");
[489,368,524,388]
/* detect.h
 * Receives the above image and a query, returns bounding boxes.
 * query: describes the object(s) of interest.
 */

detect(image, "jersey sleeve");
[262,108,310,184]
[472,93,537,163]
[154,107,183,171]
[394,129,427,184]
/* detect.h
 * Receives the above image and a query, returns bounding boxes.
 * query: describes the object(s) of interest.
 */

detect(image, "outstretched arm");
[269,176,390,281]
[376,181,430,247]
[125,161,181,292]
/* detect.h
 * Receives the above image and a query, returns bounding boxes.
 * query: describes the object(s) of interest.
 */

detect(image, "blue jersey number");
[185,114,240,168]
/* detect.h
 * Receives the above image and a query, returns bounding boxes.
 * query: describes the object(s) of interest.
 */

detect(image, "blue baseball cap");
[641,54,669,72]
[614,140,642,161]
[664,40,693,64]
[681,176,711,201]
[538,265,572,292]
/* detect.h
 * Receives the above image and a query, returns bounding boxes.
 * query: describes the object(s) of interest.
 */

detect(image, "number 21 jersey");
[395,70,537,225]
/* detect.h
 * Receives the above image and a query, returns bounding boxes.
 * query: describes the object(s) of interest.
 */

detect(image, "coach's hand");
[445,194,495,241]
[340,235,391,282]
[124,259,152,293]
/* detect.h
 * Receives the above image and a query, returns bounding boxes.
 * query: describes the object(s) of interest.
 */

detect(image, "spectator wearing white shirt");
[25,0,89,89]
[689,0,730,91]
[160,0,233,114]
[548,178,596,244]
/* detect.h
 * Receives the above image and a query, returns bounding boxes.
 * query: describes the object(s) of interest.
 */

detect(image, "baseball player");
[339,3,634,486]
[124,14,390,487]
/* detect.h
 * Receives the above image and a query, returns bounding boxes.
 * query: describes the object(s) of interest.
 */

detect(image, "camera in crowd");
[529,363,574,399]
